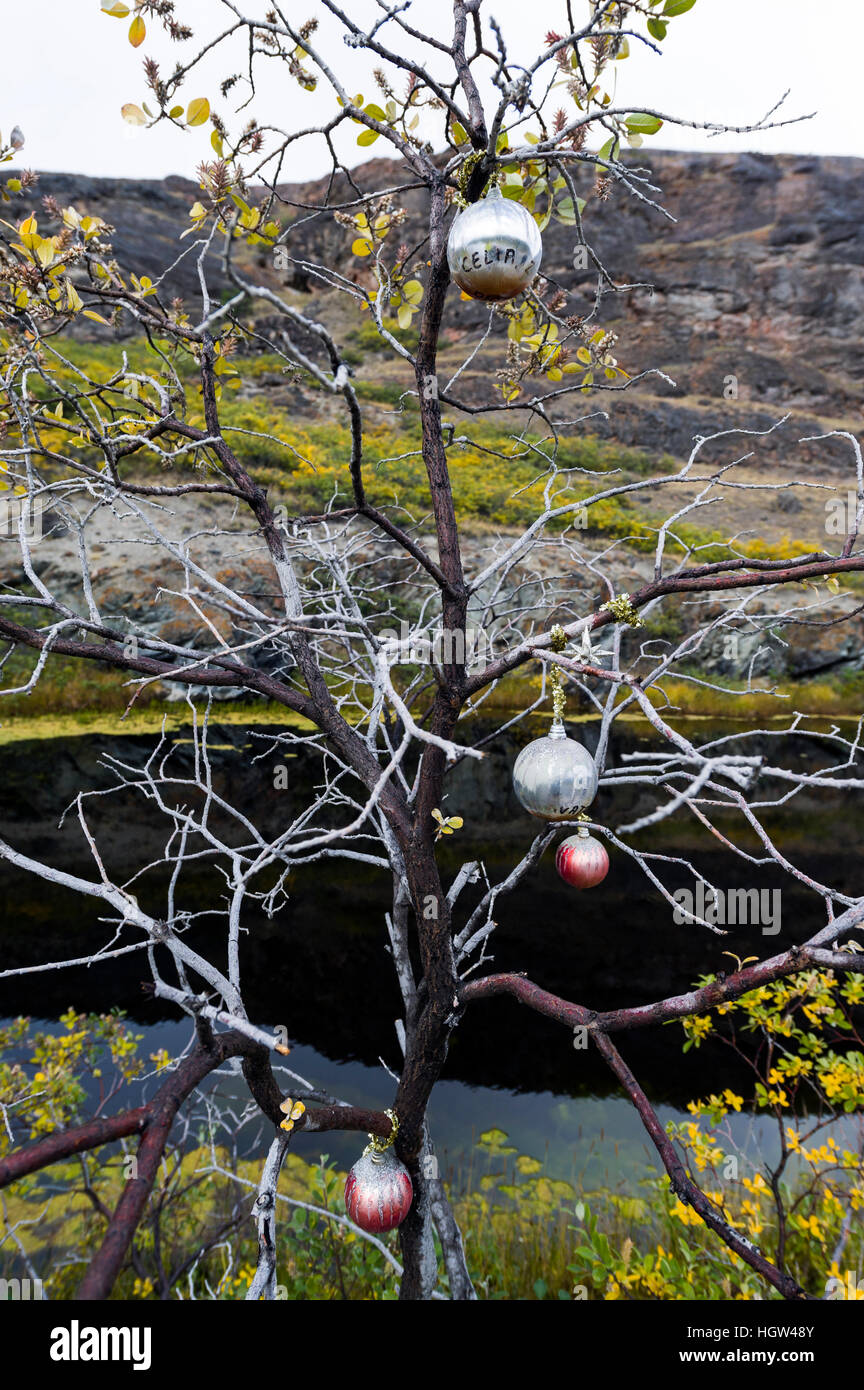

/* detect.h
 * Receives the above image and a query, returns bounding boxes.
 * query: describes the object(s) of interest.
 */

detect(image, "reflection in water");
[0,721,860,1181]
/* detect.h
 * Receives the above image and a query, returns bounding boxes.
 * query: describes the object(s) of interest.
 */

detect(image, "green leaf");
[478,1127,510,1150]
[517,1155,543,1175]
[596,135,619,167]
[554,195,584,225]
[663,0,697,13]
[451,120,468,146]
[625,113,664,136]
[647,16,668,39]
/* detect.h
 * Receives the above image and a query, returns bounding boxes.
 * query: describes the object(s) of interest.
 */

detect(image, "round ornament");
[345,1148,413,1234]
[344,1109,413,1234]
[512,718,598,821]
[447,184,542,302]
[555,826,609,889]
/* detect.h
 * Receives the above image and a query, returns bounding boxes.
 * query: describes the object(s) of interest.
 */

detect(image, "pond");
[0,716,860,1187]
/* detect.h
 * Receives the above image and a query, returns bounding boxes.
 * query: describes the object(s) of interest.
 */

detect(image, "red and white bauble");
[344,1148,413,1234]
[555,828,609,890]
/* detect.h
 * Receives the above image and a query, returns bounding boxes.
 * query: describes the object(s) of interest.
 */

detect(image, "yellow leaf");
[128,15,145,46]
[186,97,210,128]
[351,237,372,257]
[448,816,464,830]
[82,309,111,324]
[121,103,148,126]
[80,215,108,241]
[290,1101,305,1120]
[189,201,207,221]
[210,129,224,156]
[101,1,130,15]
[357,129,380,147]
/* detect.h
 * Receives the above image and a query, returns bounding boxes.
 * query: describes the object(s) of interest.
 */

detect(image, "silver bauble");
[512,719,598,821]
[447,184,542,302]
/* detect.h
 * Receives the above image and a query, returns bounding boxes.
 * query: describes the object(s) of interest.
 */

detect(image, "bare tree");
[0,0,862,1302]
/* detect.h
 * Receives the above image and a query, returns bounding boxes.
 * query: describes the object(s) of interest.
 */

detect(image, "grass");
[1,666,863,740]
[32,337,837,561]
[5,334,858,729]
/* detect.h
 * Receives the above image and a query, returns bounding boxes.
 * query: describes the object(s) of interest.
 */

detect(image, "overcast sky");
[3,1,861,181]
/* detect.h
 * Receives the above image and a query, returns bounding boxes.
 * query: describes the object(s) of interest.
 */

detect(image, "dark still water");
[1,718,861,1183]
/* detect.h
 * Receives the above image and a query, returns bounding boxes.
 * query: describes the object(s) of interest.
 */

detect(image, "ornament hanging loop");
[364,1107,399,1162]
[548,623,568,725]
[454,151,495,209]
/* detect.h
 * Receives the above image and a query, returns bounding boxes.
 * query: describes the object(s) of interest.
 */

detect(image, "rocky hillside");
[27,150,864,464]
[5,151,864,707]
